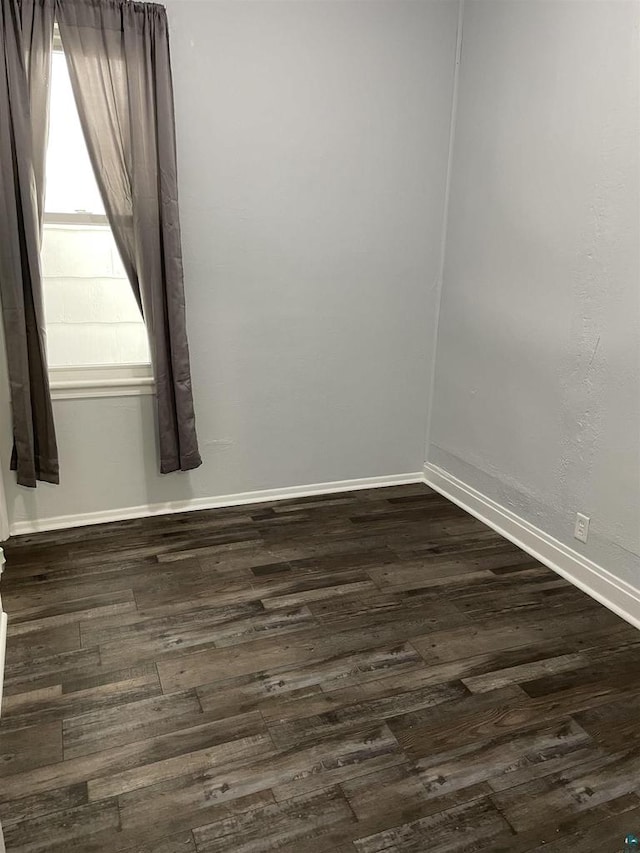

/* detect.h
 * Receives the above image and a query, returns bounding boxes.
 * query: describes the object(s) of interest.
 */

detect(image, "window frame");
[44,34,154,400]
[49,362,154,400]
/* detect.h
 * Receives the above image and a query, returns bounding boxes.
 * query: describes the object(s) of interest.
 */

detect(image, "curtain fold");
[0,0,57,488]
[56,0,202,474]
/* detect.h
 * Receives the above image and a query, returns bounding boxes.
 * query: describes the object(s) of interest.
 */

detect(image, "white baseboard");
[424,462,640,631]
[9,472,424,536]
[11,463,640,632]
[0,578,5,853]
[0,548,7,716]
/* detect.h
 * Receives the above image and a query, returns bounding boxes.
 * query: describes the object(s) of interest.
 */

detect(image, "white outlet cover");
[574,512,590,543]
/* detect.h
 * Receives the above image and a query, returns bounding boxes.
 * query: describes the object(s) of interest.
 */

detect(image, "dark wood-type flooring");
[1,484,640,852]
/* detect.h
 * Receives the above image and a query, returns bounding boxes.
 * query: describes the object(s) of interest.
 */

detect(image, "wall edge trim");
[12,462,638,633]
[9,472,424,536]
[423,461,640,631]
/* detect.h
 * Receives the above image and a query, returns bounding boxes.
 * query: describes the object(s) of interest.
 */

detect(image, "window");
[42,38,153,398]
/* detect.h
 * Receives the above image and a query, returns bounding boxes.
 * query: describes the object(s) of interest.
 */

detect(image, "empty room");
[0,0,639,850]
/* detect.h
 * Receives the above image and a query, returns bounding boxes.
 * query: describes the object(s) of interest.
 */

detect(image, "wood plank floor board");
[61,662,160,695]
[88,603,318,670]
[340,763,432,822]
[265,670,469,723]
[353,795,514,853]
[411,606,626,665]
[1,483,638,852]
[119,831,197,853]
[461,650,589,694]
[7,590,137,632]
[76,601,248,646]
[0,720,63,776]
[458,792,640,853]
[413,717,592,799]
[195,642,424,722]
[367,549,538,591]
[155,605,464,693]
[265,679,469,751]
[191,786,355,853]
[0,668,162,732]
[519,650,640,700]
[0,715,269,804]
[0,782,88,826]
[259,783,497,853]
[574,693,640,753]
[62,689,204,759]
[365,568,565,609]
[450,583,591,620]
[88,726,272,801]
[274,548,399,576]
[490,747,640,833]
[2,798,120,853]
[132,567,377,618]
[2,646,102,697]
[3,562,205,613]
[1,685,63,716]
[389,680,640,761]
[515,798,640,853]
[155,539,265,564]
[93,722,402,812]
[117,780,275,835]
[4,624,81,666]
[486,744,609,794]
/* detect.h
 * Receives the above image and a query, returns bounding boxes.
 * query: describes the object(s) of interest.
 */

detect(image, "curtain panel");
[0,0,201,484]
[0,0,57,487]
[56,0,201,474]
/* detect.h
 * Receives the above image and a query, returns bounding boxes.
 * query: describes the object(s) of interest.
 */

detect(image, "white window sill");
[49,363,154,400]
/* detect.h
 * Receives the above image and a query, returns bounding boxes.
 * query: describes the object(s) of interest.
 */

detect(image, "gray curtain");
[0,0,57,488]
[56,0,201,473]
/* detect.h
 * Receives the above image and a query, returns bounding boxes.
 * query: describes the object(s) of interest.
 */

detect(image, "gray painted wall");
[428,0,640,585]
[5,0,459,527]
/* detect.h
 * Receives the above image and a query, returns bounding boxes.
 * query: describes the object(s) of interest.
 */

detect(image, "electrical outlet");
[574,512,590,543]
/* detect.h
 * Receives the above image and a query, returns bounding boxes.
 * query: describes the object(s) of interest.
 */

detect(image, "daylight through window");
[42,46,151,369]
